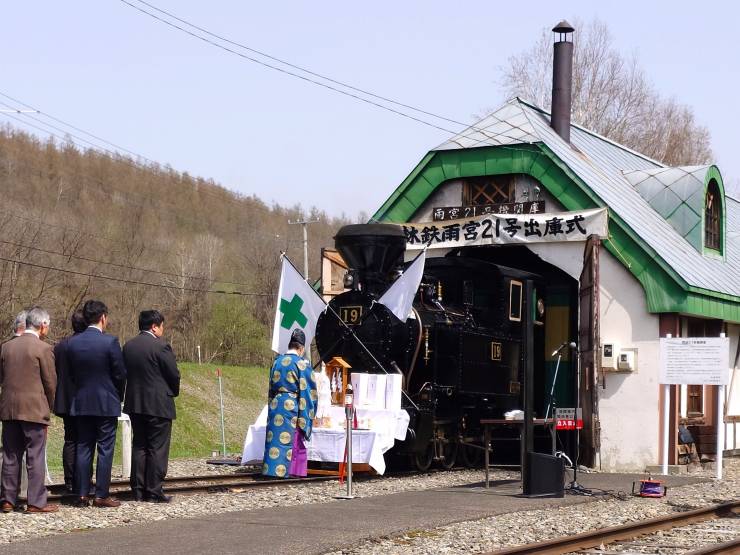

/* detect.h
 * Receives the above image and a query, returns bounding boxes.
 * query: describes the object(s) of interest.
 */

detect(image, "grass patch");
[45,362,268,471]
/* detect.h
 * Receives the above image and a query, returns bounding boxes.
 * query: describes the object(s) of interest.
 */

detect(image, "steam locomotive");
[315,224,547,470]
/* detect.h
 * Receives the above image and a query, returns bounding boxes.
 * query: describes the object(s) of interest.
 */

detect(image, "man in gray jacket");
[0,307,57,513]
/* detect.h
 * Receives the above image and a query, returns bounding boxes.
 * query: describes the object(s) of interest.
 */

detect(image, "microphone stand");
[544,343,566,422]
[567,344,590,496]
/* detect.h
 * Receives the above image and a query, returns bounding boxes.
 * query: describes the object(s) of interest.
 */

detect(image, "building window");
[704,180,721,251]
[463,176,512,205]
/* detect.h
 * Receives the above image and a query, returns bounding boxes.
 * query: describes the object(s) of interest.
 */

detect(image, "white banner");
[659,337,730,385]
[378,250,425,321]
[271,257,327,353]
[403,208,608,250]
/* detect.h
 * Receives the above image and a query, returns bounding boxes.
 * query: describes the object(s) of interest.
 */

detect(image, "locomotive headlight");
[537,298,545,317]
[343,272,354,289]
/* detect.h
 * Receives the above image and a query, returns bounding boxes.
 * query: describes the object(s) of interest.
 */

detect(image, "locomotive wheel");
[412,443,434,472]
[438,438,458,470]
[460,443,483,468]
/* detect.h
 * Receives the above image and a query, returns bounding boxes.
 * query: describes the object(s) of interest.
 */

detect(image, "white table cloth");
[240,405,409,475]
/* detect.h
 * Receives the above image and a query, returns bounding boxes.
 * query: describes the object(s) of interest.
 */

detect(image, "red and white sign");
[554,408,583,430]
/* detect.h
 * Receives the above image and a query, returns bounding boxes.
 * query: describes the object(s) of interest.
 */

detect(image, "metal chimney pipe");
[551,20,575,142]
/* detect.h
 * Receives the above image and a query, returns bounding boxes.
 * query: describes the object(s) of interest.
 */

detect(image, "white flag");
[271,257,327,353]
[378,250,425,321]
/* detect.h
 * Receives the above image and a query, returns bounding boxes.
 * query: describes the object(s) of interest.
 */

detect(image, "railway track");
[486,501,739,555]
[43,466,438,501]
[44,471,337,501]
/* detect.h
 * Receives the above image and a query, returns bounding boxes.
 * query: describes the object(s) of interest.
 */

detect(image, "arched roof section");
[621,165,725,253]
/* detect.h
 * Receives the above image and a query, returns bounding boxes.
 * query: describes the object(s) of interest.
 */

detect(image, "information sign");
[554,408,583,430]
[659,337,730,385]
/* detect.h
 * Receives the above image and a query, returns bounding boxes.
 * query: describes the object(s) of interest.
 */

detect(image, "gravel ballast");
[2,459,737,552]
[326,459,740,554]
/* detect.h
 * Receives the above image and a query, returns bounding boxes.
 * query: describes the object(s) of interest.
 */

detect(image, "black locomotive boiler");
[315,224,546,470]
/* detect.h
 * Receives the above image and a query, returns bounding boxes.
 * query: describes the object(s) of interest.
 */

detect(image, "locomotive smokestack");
[550,20,575,142]
[334,224,406,297]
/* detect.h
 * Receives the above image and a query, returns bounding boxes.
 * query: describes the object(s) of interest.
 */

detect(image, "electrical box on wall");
[601,343,619,370]
[618,350,636,371]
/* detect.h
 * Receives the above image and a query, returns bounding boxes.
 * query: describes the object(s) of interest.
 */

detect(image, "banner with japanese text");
[403,208,608,250]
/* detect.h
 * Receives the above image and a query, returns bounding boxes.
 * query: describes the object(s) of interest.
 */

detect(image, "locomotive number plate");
[339,305,363,325]
[490,341,502,361]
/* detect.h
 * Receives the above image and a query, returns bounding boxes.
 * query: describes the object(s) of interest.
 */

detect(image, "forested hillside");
[0,126,354,365]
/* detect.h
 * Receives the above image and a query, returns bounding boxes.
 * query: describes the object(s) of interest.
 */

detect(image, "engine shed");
[360,26,740,472]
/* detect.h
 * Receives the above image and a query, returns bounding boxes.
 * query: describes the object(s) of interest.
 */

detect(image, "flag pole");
[281,253,422,411]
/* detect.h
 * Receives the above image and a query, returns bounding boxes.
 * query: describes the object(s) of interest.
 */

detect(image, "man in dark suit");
[67,300,126,508]
[53,310,87,493]
[0,306,58,513]
[123,310,180,502]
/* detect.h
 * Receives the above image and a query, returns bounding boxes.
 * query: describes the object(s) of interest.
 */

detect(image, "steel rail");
[484,501,739,555]
[44,473,337,501]
[42,466,441,501]
[685,537,740,555]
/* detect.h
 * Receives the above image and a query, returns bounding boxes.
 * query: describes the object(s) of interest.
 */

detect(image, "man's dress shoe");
[1,501,14,513]
[93,496,121,508]
[25,504,59,514]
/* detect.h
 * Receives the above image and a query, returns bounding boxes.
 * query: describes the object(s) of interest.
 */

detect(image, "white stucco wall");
[726,323,740,451]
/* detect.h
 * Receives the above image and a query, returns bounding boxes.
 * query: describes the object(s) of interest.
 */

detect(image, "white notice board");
[659,337,730,385]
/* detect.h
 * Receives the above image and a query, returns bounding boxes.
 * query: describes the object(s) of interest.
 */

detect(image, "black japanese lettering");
[524,218,541,237]
[543,217,564,236]
[421,225,442,244]
[404,226,421,244]
[565,214,587,234]
[503,218,521,238]
[441,223,460,242]
[462,221,480,240]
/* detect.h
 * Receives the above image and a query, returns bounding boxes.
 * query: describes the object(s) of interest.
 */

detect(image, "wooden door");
[578,235,601,467]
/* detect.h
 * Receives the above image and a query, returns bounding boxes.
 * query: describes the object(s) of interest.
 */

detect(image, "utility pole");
[288,218,319,280]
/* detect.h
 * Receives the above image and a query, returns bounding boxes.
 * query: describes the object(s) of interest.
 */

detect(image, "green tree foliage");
[203,297,271,366]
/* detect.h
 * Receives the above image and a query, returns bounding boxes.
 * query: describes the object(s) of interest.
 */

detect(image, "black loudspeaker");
[523,452,565,498]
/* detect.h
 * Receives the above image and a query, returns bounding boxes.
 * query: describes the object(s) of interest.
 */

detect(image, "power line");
[0,254,270,297]
[118,0,456,135]
[132,0,475,129]
[119,0,533,146]
[0,113,304,246]
[0,237,257,288]
[0,101,332,219]
[0,91,158,165]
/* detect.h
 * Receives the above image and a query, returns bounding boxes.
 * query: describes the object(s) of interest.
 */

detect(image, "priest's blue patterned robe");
[262,353,317,478]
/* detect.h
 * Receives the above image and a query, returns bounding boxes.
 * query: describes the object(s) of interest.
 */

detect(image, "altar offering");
[366,374,386,409]
[350,372,371,406]
[385,374,403,411]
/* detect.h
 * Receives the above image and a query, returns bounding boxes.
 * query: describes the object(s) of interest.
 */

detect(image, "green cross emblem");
[279,294,308,329]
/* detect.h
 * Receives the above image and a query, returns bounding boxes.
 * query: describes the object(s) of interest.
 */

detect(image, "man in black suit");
[123,310,180,503]
[67,300,127,508]
[53,310,87,493]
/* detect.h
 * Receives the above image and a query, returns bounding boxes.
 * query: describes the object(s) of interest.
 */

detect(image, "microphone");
[551,341,577,357]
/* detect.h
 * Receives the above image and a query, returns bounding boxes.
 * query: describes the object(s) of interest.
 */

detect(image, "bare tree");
[498,19,713,166]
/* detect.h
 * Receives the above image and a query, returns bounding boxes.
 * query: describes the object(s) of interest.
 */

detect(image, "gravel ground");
[4,459,737,550]
[326,458,740,555]
[0,467,518,544]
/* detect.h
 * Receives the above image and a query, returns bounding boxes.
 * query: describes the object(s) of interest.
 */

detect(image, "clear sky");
[2,1,738,217]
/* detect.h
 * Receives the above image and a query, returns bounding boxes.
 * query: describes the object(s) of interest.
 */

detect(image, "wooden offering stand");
[326,356,351,405]
[307,356,374,477]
